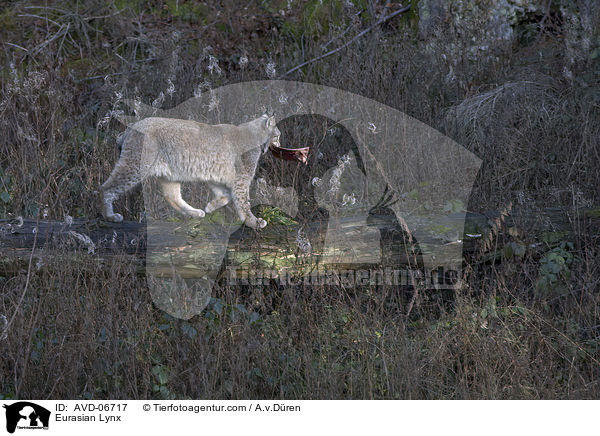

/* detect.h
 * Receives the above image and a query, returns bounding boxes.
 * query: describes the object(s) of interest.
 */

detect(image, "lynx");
[101,114,281,229]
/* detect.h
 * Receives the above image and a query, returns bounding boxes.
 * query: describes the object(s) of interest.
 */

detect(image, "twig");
[378,1,392,22]
[537,0,553,41]
[81,10,124,21]
[29,23,68,56]
[23,5,123,21]
[321,8,364,52]
[5,215,40,337]
[321,23,354,52]
[278,4,410,79]
[23,5,71,14]
[405,284,418,320]
[3,42,28,52]
[18,13,62,27]
[76,71,129,82]
[4,176,54,345]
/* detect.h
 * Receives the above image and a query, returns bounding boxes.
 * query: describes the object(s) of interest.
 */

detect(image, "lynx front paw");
[105,213,123,223]
[246,217,267,230]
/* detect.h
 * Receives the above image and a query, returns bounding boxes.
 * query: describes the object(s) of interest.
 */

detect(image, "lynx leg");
[205,184,231,214]
[101,168,142,222]
[231,179,266,230]
[159,179,205,218]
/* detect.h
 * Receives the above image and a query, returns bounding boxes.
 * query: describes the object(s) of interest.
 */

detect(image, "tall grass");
[1,0,599,399]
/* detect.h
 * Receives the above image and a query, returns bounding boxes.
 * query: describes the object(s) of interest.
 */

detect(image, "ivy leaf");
[181,322,197,339]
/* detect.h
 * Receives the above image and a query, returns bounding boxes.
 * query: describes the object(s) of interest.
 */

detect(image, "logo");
[2,402,50,433]
[115,80,481,319]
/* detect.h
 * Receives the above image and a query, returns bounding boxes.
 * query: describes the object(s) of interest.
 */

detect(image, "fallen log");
[0,206,597,278]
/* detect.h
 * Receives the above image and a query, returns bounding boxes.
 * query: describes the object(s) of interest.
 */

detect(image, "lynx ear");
[267,115,275,128]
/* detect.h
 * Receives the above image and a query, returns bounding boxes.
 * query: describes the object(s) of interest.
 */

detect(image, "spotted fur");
[101,115,280,229]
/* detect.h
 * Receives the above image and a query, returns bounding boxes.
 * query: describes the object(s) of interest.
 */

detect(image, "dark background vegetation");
[0,0,599,399]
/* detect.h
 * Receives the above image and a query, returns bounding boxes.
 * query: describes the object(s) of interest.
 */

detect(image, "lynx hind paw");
[188,209,205,218]
[106,213,124,223]
[205,202,219,214]
[257,218,267,229]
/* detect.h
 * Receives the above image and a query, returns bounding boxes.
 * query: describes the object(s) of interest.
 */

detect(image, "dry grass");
[0,0,599,399]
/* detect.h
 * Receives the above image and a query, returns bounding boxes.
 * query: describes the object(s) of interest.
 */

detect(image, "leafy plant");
[260,206,296,226]
[152,364,175,400]
[503,241,526,260]
[536,241,575,295]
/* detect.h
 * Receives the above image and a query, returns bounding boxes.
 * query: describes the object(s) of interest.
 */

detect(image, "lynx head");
[261,114,281,153]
